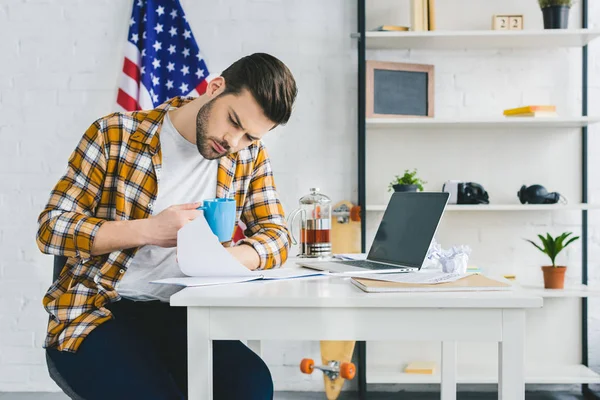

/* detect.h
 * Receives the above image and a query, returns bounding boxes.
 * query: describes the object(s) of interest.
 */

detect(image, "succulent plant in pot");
[538,0,574,29]
[525,232,579,289]
[388,169,426,193]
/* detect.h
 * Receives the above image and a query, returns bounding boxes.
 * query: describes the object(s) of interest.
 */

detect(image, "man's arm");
[235,143,291,270]
[36,121,203,258]
[36,121,109,259]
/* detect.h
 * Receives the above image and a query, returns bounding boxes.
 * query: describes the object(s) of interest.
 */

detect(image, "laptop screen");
[368,192,448,268]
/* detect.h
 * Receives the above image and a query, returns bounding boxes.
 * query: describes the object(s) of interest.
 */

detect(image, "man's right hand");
[146,202,203,248]
[90,202,203,256]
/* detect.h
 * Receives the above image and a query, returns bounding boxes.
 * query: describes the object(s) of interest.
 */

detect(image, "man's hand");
[227,245,261,270]
[146,202,203,247]
[90,202,202,256]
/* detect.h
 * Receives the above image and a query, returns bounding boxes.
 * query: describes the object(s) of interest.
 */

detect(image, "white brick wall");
[1,0,600,394]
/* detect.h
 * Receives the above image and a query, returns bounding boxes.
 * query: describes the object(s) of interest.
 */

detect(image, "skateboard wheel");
[300,358,315,374]
[350,206,361,222]
[340,362,356,380]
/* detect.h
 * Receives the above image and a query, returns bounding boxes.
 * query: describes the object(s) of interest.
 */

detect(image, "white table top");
[170,272,543,309]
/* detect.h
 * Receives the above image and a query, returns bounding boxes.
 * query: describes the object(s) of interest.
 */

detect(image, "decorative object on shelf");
[388,169,426,192]
[442,181,489,204]
[287,188,332,258]
[366,61,434,119]
[525,232,580,289]
[517,184,565,204]
[503,104,557,117]
[538,0,572,29]
[410,0,436,31]
[492,14,524,30]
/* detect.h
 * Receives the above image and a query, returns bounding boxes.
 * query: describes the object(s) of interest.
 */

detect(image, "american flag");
[116,0,210,111]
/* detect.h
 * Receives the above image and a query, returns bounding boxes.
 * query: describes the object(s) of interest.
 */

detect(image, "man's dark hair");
[220,53,297,127]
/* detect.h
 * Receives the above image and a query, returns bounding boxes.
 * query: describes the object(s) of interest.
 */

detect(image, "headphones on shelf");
[442,181,490,204]
[517,184,567,205]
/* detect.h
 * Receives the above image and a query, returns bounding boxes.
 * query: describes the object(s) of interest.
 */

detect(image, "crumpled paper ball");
[423,238,472,274]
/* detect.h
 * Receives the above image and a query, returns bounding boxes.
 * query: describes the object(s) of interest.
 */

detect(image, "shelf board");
[517,283,600,298]
[367,363,600,384]
[362,29,600,50]
[366,117,600,130]
[366,203,600,212]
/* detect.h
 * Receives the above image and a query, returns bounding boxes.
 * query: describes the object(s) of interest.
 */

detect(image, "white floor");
[0,392,588,399]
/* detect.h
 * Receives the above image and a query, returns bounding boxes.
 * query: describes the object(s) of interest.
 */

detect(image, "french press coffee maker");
[287,188,332,258]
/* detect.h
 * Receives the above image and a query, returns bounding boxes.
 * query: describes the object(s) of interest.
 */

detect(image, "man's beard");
[195,99,231,160]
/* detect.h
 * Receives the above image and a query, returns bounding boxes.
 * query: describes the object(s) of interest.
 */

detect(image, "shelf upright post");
[357,0,368,398]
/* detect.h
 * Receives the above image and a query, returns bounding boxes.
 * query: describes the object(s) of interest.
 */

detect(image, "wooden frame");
[366,60,434,118]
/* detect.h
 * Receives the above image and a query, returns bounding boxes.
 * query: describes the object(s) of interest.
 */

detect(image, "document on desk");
[351,271,512,293]
[150,216,325,287]
[350,271,473,284]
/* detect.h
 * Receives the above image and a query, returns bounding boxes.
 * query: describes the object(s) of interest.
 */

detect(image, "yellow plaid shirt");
[36,97,290,352]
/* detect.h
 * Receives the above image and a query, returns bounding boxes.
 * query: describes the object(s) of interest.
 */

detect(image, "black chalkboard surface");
[366,61,434,118]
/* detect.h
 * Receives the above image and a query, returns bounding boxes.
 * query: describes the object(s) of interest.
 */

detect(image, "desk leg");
[188,308,212,400]
[498,309,525,400]
[441,341,457,400]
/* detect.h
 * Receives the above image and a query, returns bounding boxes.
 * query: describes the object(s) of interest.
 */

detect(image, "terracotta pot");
[541,266,566,289]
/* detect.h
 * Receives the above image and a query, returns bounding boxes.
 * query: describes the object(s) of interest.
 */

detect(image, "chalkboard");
[366,61,434,118]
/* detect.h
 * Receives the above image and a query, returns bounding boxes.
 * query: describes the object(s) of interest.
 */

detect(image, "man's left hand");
[227,245,261,270]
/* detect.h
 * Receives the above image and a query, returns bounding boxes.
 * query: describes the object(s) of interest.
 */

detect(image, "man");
[36,53,297,399]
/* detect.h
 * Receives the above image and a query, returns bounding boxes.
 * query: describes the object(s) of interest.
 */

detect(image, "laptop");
[297,191,449,274]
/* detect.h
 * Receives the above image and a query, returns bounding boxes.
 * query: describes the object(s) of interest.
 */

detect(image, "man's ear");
[207,76,226,97]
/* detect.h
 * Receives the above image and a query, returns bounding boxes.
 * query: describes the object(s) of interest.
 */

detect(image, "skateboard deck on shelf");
[330,200,361,255]
[321,340,356,400]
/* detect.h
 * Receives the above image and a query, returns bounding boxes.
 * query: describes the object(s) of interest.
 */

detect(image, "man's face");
[195,88,274,160]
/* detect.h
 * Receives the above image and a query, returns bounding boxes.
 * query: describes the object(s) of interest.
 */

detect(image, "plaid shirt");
[36,97,290,352]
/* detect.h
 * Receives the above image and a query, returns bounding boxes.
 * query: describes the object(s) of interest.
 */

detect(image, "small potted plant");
[388,169,426,193]
[538,0,573,29]
[525,232,579,289]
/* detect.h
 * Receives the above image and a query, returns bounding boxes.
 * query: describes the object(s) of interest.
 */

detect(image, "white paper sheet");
[151,276,261,287]
[151,268,325,287]
[349,271,473,284]
[176,216,254,277]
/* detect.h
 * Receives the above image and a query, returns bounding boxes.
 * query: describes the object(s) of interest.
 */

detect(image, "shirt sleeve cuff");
[73,217,106,260]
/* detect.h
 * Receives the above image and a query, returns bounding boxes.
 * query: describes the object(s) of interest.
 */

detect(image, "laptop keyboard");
[338,260,407,271]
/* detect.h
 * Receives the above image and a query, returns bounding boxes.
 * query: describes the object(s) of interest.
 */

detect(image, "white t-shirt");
[117,111,219,302]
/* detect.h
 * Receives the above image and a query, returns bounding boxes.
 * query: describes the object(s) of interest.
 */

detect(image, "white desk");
[170,274,542,400]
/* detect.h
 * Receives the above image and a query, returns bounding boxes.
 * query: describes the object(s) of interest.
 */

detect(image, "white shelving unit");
[363,29,600,50]
[367,116,600,130]
[367,363,600,385]
[358,16,600,390]
[518,283,600,298]
[366,203,600,212]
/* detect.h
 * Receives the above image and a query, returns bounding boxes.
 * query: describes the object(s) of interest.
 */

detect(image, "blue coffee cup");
[197,198,237,242]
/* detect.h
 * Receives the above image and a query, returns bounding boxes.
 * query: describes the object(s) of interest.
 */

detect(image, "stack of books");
[503,105,558,118]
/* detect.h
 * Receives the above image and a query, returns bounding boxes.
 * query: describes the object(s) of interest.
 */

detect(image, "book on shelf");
[503,105,557,116]
[505,111,558,117]
[410,0,436,31]
[405,361,437,375]
[372,25,409,31]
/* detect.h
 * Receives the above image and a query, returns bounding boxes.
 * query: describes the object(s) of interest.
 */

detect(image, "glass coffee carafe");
[288,188,332,258]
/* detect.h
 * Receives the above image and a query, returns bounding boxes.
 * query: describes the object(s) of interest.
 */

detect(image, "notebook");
[351,274,511,293]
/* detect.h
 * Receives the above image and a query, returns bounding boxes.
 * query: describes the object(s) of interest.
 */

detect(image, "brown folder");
[352,274,511,293]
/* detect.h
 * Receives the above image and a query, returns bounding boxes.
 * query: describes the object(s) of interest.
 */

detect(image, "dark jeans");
[46,298,273,400]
